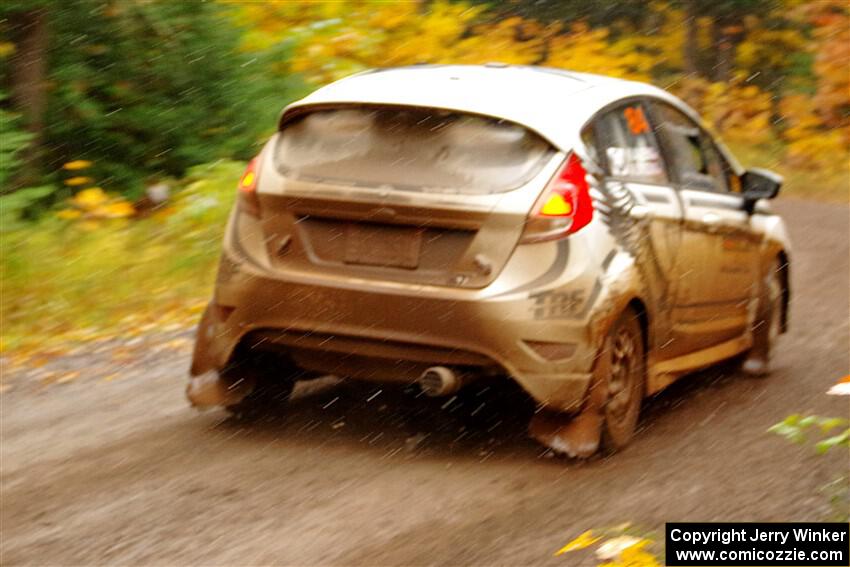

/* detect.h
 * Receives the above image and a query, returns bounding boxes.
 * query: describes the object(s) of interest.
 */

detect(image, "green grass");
[1,160,244,355]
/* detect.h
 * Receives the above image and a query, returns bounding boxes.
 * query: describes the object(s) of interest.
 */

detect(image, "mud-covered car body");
[189,65,790,419]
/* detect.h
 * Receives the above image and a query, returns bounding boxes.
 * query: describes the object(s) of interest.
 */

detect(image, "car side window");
[651,102,731,193]
[592,102,668,185]
[705,138,741,193]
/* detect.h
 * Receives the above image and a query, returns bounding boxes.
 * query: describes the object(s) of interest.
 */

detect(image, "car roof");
[280,64,698,152]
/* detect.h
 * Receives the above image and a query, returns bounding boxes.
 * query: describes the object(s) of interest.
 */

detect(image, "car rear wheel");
[223,351,296,420]
[600,308,645,452]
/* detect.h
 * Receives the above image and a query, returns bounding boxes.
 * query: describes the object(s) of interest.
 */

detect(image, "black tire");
[600,308,646,452]
[224,351,296,420]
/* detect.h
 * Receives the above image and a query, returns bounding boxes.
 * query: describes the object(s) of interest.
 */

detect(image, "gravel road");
[1,198,847,566]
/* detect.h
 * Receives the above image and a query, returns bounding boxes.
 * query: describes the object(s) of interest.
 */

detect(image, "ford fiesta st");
[186,64,790,457]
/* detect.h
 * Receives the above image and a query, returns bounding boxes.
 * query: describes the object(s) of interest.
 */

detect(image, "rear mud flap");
[528,342,611,458]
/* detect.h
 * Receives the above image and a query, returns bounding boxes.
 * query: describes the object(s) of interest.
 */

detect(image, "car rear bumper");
[190,251,598,411]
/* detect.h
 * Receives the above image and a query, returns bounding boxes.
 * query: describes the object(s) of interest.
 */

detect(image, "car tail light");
[520,153,594,243]
[238,156,261,217]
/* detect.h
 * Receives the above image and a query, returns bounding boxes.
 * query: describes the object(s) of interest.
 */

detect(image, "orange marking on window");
[624,106,650,135]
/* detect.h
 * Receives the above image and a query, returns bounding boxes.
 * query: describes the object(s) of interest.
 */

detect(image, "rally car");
[187,65,790,456]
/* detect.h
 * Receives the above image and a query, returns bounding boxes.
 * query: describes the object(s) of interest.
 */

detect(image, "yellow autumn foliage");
[780,94,848,171]
[599,539,662,567]
[230,0,655,84]
[62,160,93,170]
[736,23,806,79]
[225,0,849,191]
[64,176,94,186]
[554,527,662,567]
[100,201,136,218]
[56,209,82,220]
[668,76,773,145]
[0,41,15,58]
[703,80,774,146]
[554,530,602,556]
[804,0,850,130]
[72,187,109,209]
[58,187,135,222]
[546,23,652,82]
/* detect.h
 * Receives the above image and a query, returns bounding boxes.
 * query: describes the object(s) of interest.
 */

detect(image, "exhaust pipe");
[417,366,464,397]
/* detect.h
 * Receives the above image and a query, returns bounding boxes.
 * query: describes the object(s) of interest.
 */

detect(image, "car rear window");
[273,106,554,194]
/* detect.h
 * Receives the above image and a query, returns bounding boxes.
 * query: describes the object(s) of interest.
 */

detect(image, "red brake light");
[538,154,592,228]
[521,153,594,243]
[238,156,261,217]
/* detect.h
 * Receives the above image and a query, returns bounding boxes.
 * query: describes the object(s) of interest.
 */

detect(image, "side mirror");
[741,168,782,213]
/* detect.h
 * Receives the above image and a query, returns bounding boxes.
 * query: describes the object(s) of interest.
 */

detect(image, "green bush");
[0,95,33,190]
[0,92,55,226]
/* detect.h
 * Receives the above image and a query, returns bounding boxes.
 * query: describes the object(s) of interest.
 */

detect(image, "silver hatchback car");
[187,65,791,457]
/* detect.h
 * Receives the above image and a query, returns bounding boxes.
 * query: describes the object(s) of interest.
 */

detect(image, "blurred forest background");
[1,0,848,354]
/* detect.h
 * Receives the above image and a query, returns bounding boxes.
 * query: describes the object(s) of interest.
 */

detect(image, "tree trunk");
[682,0,699,76]
[8,8,48,185]
[713,20,733,83]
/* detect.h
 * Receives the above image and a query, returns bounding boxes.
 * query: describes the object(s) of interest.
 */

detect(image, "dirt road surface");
[2,199,848,566]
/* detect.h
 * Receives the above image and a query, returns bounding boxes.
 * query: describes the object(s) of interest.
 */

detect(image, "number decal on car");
[624,106,650,135]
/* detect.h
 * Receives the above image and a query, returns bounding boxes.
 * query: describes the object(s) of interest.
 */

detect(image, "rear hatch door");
[258,105,560,289]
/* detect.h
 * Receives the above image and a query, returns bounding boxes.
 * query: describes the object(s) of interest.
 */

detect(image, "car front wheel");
[742,258,784,376]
